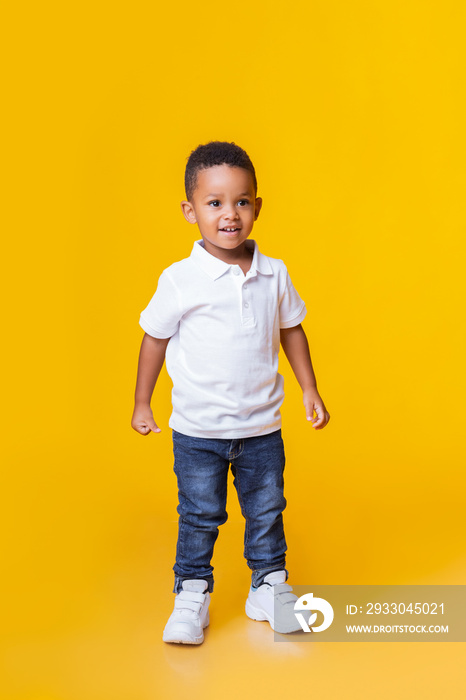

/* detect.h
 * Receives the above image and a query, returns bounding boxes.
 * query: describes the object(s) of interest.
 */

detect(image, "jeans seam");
[233,466,250,560]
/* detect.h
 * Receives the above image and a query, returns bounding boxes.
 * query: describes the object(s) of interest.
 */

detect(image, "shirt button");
[244,302,249,308]
[233,268,240,276]
[243,284,248,290]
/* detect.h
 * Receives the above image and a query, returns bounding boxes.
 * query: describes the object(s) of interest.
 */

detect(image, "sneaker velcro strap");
[272,584,298,606]
[174,598,202,614]
[272,583,293,594]
[177,591,206,604]
[174,590,205,614]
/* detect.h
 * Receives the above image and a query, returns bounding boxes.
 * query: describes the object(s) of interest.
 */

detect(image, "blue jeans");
[172,429,288,594]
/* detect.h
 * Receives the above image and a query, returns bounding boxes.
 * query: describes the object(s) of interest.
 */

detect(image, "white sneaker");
[245,570,303,634]
[162,580,210,645]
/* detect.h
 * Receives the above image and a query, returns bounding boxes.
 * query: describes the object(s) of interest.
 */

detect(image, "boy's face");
[180,165,262,257]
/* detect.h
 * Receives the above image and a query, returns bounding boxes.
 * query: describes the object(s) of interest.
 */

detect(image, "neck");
[202,239,253,265]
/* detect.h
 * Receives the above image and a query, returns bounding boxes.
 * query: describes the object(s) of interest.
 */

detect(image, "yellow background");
[2,1,465,698]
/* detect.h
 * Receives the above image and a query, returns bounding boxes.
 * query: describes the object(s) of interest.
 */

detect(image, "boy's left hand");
[303,389,330,430]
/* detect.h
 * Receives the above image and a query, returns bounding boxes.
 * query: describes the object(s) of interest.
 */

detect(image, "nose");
[223,203,239,220]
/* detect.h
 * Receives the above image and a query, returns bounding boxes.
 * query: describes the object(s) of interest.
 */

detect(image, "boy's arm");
[280,324,330,430]
[131,333,171,435]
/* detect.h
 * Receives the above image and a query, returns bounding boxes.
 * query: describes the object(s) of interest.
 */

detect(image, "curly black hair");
[184,141,257,202]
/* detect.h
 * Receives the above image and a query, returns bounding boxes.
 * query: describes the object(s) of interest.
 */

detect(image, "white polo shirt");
[139,239,307,438]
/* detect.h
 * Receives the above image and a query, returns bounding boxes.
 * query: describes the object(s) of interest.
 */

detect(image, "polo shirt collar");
[191,239,273,280]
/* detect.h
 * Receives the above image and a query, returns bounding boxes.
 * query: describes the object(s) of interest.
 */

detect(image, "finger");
[136,421,161,436]
[313,410,330,429]
[311,406,325,427]
[147,419,161,434]
[132,421,148,435]
[304,400,315,421]
[305,407,315,421]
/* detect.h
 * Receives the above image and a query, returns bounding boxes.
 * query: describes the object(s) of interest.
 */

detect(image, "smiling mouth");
[219,227,241,232]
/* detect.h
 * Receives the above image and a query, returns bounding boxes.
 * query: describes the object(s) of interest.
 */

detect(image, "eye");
[208,200,221,207]
[238,199,250,206]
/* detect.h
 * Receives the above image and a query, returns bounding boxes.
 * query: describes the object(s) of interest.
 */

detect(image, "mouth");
[219,227,241,235]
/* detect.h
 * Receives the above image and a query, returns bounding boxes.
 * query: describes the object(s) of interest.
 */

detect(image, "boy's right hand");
[131,405,161,435]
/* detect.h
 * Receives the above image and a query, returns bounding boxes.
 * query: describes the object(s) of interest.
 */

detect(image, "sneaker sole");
[162,631,204,644]
[245,599,303,634]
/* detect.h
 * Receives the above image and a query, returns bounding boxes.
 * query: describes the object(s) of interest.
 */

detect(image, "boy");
[131,141,330,644]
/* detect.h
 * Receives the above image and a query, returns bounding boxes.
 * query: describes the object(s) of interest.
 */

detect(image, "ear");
[180,200,197,224]
[254,196,263,221]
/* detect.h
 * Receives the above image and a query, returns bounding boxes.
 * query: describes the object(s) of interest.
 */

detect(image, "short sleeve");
[279,269,307,329]
[139,270,181,339]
